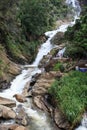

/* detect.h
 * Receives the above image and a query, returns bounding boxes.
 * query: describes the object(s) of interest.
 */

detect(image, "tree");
[65,8,87,59]
[19,0,54,39]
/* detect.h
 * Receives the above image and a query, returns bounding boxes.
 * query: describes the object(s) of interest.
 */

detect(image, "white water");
[75,113,87,130]
[0,0,85,130]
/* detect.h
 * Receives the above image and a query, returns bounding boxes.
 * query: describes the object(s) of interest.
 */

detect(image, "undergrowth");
[49,71,87,123]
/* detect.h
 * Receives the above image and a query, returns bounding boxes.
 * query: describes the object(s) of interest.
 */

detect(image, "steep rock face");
[0,44,21,89]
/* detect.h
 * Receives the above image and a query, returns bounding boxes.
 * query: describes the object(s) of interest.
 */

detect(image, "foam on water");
[0,0,82,129]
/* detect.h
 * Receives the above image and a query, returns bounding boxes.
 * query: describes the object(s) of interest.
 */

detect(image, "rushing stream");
[0,0,86,130]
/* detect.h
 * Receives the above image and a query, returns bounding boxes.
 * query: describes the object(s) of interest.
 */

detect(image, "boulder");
[15,105,29,126]
[53,108,70,130]
[44,59,58,72]
[51,32,64,45]
[0,125,8,130]
[33,96,43,110]
[0,80,10,91]
[0,124,27,130]
[32,71,62,97]
[0,96,16,108]
[13,94,27,103]
[15,126,27,130]
[8,124,19,130]
[22,82,30,97]
[33,95,54,113]
[0,105,16,119]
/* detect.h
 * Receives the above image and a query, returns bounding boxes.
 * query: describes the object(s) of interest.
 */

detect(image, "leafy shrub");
[53,62,65,72]
[19,0,68,38]
[65,9,87,58]
[49,71,87,123]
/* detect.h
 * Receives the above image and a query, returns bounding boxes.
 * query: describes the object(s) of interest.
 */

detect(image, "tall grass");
[49,71,87,123]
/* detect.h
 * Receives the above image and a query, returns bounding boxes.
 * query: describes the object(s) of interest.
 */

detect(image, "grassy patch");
[53,62,65,72]
[49,71,87,123]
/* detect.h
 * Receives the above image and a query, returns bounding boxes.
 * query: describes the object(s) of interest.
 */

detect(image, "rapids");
[0,0,86,130]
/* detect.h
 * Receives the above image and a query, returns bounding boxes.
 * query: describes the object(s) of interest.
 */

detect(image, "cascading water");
[75,113,87,130]
[0,0,85,130]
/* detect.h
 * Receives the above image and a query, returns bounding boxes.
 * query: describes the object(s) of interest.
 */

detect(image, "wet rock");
[14,126,27,130]
[0,124,27,130]
[0,105,16,119]
[32,71,62,97]
[22,82,30,97]
[32,70,70,130]
[53,108,70,130]
[30,78,36,86]
[0,125,8,130]
[32,78,54,96]
[8,62,21,76]
[13,94,27,103]
[15,105,29,126]
[0,96,16,108]
[8,124,19,130]
[51,32,64,45]
[0,80,10,91]
[33,95,52,113]
[32,73,41,81]
[44,59,58,72]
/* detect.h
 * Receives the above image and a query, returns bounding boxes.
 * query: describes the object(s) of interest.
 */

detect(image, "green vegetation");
[0,0,69,64]
[53,62,65,72]
[49,71,87,123]
[19,0,68,39]
[65,7,87,59]
[6,35,40,63]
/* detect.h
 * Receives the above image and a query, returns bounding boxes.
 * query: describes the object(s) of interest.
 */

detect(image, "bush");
[65,9,87,58]
[49,71,87,123]
[19,0,68,38]
[19,0,54,37]
[53,62,65,72]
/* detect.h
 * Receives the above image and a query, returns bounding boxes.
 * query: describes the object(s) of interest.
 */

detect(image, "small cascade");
[56,47,66,58]
[66,0,81,16]
[33,24,69,66]
[75,113,87,130]
[0,0,82,129]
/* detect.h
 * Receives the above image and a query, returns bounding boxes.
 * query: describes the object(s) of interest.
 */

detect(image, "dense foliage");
[19,0,68,39]
[0,0,68,64]
[49,71,87,123]
[64,7,87,59]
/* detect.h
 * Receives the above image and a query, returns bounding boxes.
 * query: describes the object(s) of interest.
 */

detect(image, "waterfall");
[0,0,84,130]
[75,113,87,130]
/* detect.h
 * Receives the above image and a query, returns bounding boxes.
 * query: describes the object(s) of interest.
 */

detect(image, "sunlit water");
[0,0,85,130]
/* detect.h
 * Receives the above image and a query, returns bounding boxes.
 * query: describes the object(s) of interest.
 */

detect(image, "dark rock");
[44,59,58,72]
[30,78,36,86]
[0,80,10,91]
[51,32,64,45]
[44,93,56,108]
[53,108,70,130]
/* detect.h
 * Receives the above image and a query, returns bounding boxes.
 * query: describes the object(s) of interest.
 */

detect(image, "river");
[0,0,85,130]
